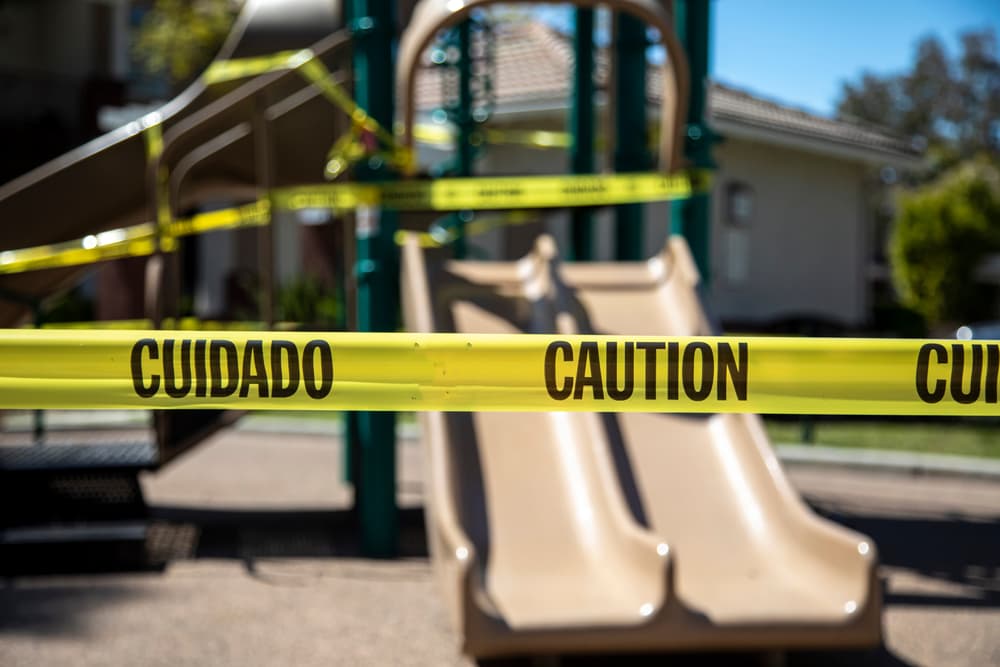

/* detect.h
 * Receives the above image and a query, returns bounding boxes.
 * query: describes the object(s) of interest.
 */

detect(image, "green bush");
[133,0,239,87]
[277,278,343,328]
[890,159,1000,325]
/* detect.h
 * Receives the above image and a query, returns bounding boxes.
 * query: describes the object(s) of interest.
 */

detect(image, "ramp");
[402,235,881,658]
[0,0,345,327]
[0,1,346,561]
[0,0,349,466]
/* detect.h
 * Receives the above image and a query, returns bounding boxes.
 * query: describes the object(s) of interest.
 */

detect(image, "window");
[725,181,754,226]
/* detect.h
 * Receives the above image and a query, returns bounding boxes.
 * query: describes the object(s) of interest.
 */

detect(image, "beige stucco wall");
[706,138,870,327]
[469,130,873,328]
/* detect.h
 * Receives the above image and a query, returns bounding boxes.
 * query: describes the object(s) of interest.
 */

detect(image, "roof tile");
[414,21,920,159]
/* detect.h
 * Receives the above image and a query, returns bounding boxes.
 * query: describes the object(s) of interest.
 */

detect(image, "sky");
[537,0,1000,118]
[713,0,1000,117]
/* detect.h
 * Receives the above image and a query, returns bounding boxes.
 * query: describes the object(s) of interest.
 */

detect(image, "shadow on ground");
[6,498,999,666]
[148,505,429,563]
[811,502,1000,608]
[475,645,914,667]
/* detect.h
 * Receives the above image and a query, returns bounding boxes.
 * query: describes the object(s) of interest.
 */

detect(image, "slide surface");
[402,235,881,658]
[0,0,345,326]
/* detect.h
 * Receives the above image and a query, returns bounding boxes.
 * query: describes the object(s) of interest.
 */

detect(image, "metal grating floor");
[0,441,158,471]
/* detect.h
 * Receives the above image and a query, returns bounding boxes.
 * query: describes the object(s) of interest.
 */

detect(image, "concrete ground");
[1,424,999,666]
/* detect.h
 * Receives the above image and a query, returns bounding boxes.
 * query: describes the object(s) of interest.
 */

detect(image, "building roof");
[414,21,922,166]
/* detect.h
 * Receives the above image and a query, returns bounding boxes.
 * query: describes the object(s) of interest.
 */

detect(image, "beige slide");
[401,234,881,658]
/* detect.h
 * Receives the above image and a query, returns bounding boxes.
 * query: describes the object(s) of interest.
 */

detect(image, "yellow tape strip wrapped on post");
[0,330,996,416]
[270,169,711,212]
[141,115,180,256]
[202,50,306,84]
[206,49,413,174]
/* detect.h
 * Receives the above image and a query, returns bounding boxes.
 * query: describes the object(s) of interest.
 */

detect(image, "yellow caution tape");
[0,202,267,275]
[482,128,572,149]
[207,52,567,157]
[38,318,303,331]
[395,211,538,248]
[142,119,164,160]
[0,224,160,275]
[167,200,271,237]
[0,331,995,416]
[412,124,573,150]
[0,171,709,275]
[202,50,307,85]
[272,169,711,212]
[140,117,174,232]
[204,50,413,173]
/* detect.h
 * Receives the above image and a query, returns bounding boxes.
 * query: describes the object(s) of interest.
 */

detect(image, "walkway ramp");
[0,0,345,327]
[0,1,344,557]
[0,0,346,467]
[402,234,881,658]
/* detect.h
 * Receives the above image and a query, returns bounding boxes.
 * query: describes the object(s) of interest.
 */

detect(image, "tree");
[133,0,240,90]
[890,159,1000,325]
[837,29,999,172]
[839,29,1000,328]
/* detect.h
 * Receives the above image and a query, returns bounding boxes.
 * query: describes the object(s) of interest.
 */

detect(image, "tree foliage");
[890,159,1000,324]
[837,29,1000,172]
[133,0,239,88]
[839,29,1000,326]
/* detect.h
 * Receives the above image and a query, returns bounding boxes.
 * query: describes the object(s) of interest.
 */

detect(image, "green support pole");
[350,0,398,558]
[569,8,595,261]
[451,20,474,259]
[342,0,356,491]
[671,0,715,282]
[614,14,648,261]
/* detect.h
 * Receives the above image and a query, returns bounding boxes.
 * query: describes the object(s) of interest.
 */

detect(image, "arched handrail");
[397,0,689,172]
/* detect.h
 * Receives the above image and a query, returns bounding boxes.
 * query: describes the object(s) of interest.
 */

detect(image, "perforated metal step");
[0,441,158,471]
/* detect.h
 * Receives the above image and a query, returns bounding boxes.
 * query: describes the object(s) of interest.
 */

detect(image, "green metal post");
[671,0,715,281]
[614,13,649,261]
[451,19,474,259]
[350,0,398,557]
[569,8,595,261]
[33,303,44,443]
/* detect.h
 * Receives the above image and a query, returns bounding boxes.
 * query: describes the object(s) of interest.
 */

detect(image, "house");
[411,21,922,331]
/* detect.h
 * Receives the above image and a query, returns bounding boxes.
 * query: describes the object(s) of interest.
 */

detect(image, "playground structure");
[0,0,886,660]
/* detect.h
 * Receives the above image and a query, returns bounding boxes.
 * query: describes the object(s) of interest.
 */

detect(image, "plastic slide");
[401,234,881,658]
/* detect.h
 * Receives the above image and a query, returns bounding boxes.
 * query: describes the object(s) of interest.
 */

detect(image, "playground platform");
[1,422,998,666]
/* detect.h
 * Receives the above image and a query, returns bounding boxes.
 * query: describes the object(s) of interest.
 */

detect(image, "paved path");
[2,427,998,666]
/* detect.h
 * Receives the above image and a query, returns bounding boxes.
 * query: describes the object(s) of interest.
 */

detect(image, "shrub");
[890,159,1000,325]
[277,277,343,328]
[133,0,238,87]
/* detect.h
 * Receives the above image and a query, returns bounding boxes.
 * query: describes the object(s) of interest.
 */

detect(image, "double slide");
[402,234,881,658]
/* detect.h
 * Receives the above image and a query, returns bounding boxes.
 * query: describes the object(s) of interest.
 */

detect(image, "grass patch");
[252,412,1000,459]
[765,419,1000,459]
